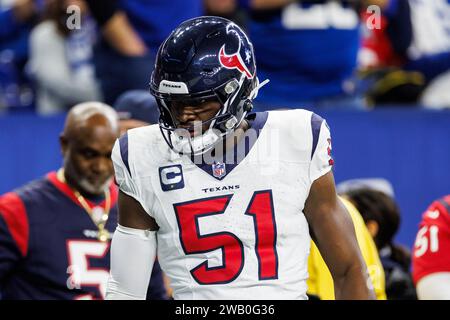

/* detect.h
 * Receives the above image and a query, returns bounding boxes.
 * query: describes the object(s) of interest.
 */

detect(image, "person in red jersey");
[412,195,450,299]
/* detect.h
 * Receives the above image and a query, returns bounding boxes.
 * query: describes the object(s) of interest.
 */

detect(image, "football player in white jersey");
[105,16,376,300]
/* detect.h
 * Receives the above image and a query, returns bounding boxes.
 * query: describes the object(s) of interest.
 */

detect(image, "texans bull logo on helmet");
[219,44,254,80]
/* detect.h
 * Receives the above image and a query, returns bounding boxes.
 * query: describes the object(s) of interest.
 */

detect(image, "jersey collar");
[190,111,269,181]
[47,171,118,210]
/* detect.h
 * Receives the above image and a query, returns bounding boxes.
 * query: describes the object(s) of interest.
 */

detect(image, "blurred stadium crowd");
[1,0,450,113]
[0,0,449,300]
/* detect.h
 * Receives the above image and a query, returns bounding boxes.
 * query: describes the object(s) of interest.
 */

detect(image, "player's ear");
[59,133,69,156]
[366,220,379,238]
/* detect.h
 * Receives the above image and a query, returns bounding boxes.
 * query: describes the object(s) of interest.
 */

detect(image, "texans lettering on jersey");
[412,195,450,285]
[112,110,334,300]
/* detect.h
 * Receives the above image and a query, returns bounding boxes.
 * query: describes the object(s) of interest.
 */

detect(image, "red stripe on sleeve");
[109,184,118,207]
[0,192,29,257]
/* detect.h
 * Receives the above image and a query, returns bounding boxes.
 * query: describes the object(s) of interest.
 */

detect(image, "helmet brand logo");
[159,80,189,94]
[219,45,254,79]
[163,83,182,88]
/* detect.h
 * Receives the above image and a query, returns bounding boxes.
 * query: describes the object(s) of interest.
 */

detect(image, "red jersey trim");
[47,172,118,210]
[0,192,29,257]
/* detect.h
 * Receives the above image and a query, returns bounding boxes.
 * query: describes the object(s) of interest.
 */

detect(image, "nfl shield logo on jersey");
[212,162,226,179]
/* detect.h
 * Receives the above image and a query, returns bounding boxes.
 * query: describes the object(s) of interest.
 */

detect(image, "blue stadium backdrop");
[1,109,449,250]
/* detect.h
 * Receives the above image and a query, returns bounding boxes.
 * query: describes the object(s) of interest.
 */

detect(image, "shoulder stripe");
[311,113,324,160]
[119,133,132,177]
[0,192,29,257]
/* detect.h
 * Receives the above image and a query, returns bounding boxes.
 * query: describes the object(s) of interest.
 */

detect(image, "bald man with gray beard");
[0,102,167,300]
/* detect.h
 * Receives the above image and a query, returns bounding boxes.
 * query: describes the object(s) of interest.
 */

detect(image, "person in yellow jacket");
[307,197,387,300]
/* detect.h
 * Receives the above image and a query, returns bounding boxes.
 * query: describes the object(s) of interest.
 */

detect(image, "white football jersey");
[112,109,333,300]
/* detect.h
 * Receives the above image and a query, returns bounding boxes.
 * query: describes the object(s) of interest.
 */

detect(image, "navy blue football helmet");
[150,16,266,155]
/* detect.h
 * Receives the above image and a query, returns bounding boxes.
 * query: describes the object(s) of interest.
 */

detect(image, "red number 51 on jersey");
[174,191,278,285]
